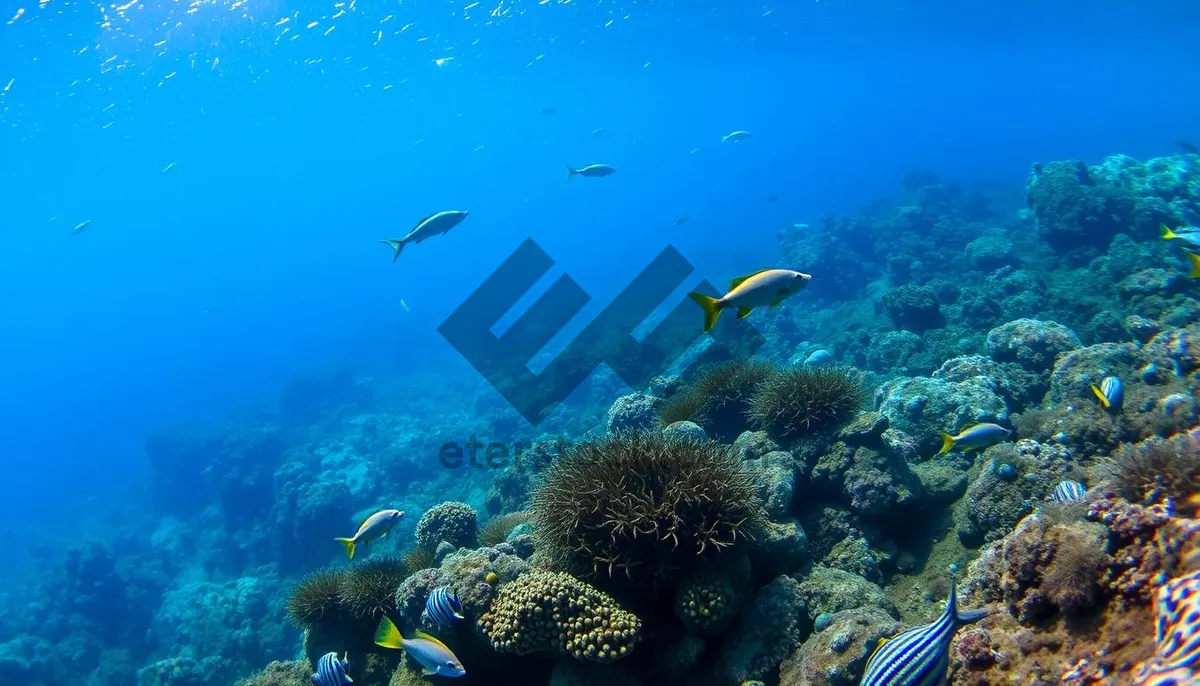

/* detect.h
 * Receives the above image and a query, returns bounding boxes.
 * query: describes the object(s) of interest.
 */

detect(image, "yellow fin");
[335,537,356,561]
[1187,253,1200,280]
[936,433,955,456]
[1091,383,1111,408]
[736,307,753,319]
[688,292,723,333]
[374,616,405,650]
[412,629,451,651]
[865,635,891,667]
[1162,224,1178,240]
[729,269,771,292]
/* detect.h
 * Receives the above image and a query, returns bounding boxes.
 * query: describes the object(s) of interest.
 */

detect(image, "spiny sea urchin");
[747,366,866,442]
[338,556,407,620]
[286,568,345,631]
[656,358,777,441]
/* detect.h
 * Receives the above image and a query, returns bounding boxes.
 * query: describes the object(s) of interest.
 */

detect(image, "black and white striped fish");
[1051,479,1088,503]
[423,586,464,630]
[860,574,988,686]
[312,651,352,686]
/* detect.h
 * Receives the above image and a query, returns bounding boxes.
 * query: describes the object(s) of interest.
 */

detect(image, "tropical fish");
[1160,224,1200,250]
[1132,569,1200,685]
[591,127,606,135]
[312,651,352,686]
[936,423,1011,455]
[765,194,779,203]
[687,268,812,333]
[1187,254,1200,280]
[566,163,615,179]
[721,130,751,143]
[1050,479,1087,503]
[423,586,464,630]
[374,616,466,678]
[1179,140,1199,154]
[380,211,469,262]
[1090,375,1124,411]
[805,349,834,367]
[536,107,555,115]
[334,509,404,561]
[672,217,689,226]
[860,573,989,686]
[71,220,92,236]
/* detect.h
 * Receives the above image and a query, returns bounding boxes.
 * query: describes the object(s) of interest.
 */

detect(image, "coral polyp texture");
[530,432,765,583]
[476,570,641,663]
[414,501,480,550]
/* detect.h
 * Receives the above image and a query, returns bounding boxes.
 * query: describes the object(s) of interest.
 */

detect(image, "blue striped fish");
[1090,376,1124,411]
[312,652,352,686]
[422,586,464,630]
[860,575,988,686]
[1050,480,1087,503]
[1134,569,1200,685]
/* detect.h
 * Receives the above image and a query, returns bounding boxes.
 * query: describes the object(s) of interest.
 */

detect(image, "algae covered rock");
[986,318,1082,372]
[714,575,809,684]
[778,605,902,686]
[743,450,796,518]
[876,376,1008,454]
[881,284,944,333]
[605,391,661,435]
[477,571,641,663]
[796,566,896,622]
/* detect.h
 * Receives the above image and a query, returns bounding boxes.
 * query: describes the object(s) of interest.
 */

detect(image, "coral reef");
[747,366,866,443]
[415,502,479,551]
[656,359,777,441]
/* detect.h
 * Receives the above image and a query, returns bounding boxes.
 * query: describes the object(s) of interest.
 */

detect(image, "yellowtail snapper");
[380,211,469,263]
[334,509,403,561]
[1090,375,1124,411]
[687,268,811,332]
[312,652,352,686]
[936,423,1011,455]
[860,570,989,686]
[374,616,466,678]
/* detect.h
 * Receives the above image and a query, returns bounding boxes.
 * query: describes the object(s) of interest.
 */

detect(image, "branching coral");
[656,358,777,441]
[747,366,866,442]
[478,511,531,548]
[530,433,765,584]
[1099,431,1200,506]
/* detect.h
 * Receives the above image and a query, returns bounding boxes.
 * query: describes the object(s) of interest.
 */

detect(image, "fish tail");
[936,433,956,455]
[566,166,577,179]
[687,292,723,333]
[1187,253,1200,280]
[1090,384,1111,408]
[380,239,405,263]
[335,537,356,561]
[957,607,991,623]
[374,616,406,650]
[1162,223,1178,240]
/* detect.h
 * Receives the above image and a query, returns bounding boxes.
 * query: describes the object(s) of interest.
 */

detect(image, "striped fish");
[423,586,464,630]
[312,651,352,686]
[1050,480,1087,503]
[1134,569,1200,685]
[860,575,988,686]
[1090,376,1124,411]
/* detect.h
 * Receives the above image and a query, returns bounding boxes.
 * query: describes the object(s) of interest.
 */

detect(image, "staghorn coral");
[656,358,777,441]
[414,502,479,550]
[479,511,532,548]
[477,571,641,663]
[286,568,346,632]
[1099,431,1200,506]
[530,433,765,584]
[747,366,866,443]
[338,556,406,621]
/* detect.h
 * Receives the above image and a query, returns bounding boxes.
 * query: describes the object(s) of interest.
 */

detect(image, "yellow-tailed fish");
[936,423,1011,455]
[374,616,466,678]
[860,572,988,686]
[1187,253,1200,280]
[380,210,469,263]
[335,508,403,560]
[687,268,811,332]
[1161,223,1200,249]
[1090,375,1124,411]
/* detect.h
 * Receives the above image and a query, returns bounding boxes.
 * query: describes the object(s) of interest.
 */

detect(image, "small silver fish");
[1090,376,1124,411]
[566,164,615,179]
[375,617,466,678]
[721,130,751,143]
[334,509,404,560]
[161,161,177,173]
[672,217,689,227]
[71,220,92,236]
[380,210,469,262]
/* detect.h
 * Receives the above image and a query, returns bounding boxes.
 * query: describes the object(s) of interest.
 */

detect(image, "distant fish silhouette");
[591,127,606,135]
[70,220,92,236]
[672,217,689,226]
[765,194,779,203]
[161,161,177,173]
[536,107,555,115]
[721,130,751,143]
[1179,140,1199,154]
[566,164,615,179]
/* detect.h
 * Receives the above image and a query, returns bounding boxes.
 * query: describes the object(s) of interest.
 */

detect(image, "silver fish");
[375,617,466,678]
[334,509,403,560]
[721,130,751,143]
[566,164,615,179]
[380,211,469,262]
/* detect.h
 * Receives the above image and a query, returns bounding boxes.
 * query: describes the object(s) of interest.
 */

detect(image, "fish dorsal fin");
[729,269,772,291]
[413,212,440,229]
[412,629,450,651]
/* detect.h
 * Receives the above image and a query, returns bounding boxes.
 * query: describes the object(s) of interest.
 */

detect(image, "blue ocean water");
[1,0,1199,684]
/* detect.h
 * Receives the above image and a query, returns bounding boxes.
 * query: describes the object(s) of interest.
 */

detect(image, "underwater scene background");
[2,0,1200,685]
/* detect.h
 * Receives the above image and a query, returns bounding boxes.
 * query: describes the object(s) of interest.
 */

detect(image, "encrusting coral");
[530,432,765,584]
[477,571,641,664]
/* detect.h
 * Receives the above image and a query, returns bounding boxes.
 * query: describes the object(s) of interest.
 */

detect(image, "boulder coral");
[414,502,479,551]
